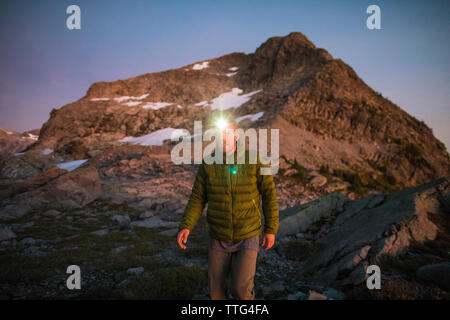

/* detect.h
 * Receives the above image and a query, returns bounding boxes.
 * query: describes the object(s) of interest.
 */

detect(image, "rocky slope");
[277,177,449,293]
[1,32,448,191]
[0,128,40,159]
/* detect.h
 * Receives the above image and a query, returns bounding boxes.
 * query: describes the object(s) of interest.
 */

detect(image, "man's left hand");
[261,233,275,251]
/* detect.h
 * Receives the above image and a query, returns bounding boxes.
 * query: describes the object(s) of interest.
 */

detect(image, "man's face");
[221,127,239,154]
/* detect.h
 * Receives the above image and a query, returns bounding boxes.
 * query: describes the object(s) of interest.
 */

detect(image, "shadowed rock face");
[416,262,450,291]
[280,176,449,286]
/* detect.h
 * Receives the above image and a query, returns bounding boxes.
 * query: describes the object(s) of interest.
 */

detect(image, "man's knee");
[231,281,255,300]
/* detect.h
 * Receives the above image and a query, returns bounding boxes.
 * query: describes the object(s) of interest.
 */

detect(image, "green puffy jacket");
[178,148,279,243]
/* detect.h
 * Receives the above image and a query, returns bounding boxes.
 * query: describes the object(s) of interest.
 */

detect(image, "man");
[177,121,279,300]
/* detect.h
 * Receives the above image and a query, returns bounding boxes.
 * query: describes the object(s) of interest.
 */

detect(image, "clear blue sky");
[0,0,449,151]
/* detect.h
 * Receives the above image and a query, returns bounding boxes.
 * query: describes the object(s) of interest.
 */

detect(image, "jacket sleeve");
[256,156,279,235]
[178,162,207,232]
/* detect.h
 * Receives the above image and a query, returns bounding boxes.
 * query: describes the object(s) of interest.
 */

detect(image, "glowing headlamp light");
[215,118,229,131]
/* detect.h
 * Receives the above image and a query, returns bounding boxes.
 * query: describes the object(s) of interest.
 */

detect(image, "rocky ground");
[0,144,449,300]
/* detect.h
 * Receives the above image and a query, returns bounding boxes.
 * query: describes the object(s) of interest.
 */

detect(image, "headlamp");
[215,118,229,131]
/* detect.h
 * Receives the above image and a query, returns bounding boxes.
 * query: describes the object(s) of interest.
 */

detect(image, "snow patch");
[56,159,88,172]
[27,133,38,140]
[41,148,53,155]
[225,72,237,77]
[119,128,189,146]
[114,96,131,102]
[15,152,25,156]
[134,94,149,100]
[210,88,262,111]
[142,102,173,110]
[195,101,209,107]
[114,94,149,102]
[229,66,239,71]
[236,111,264,123]
[192,61,209,70]
[124,101,142,107]
[90,98,110,101]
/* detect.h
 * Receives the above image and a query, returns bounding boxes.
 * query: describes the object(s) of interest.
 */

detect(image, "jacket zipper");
[229,165,234,242]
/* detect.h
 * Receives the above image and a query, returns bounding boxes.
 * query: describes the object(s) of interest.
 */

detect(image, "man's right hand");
[177,228,190,250]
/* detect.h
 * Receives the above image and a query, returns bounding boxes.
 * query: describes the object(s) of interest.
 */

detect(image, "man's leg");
[230,249,258,300]
[208,247,232,300]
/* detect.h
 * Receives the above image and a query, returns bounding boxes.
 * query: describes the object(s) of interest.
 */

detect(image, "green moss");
[291,158,309,184]
[121,265,207,299]
[390,138,423,162]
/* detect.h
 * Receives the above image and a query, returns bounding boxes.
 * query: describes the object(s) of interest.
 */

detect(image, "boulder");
[0,166,68,200]
[0,166,101,221]
[297,177,449,286]
[0,225,16,241]
[278,192,349,237]
[307,290,328,300]
[131,217,178,229]
[127,267,144,275]
[416,262,450,291]
[111,215,131,227]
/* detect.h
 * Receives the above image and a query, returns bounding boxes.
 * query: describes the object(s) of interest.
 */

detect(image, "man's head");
[214,118,239,154]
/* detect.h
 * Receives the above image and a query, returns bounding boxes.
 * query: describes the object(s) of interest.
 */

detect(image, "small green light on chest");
[230,165,237,175]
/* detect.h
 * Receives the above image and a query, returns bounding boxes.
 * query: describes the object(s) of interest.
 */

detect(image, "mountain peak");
[284,31,316,48]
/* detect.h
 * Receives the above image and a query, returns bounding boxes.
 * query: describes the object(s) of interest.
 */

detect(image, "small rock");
[322,287,345,300]
[158,228,179,237]
[295,232,304,239]
[283,169,297,177]
[309,175,327,188]
[287,291,307,300]
[24,246,40,254]
[262,280,285,295]
[131,217,178,229]
[139,211,155,219]
[112,246,128,254]
[127,267,144,275]
[42,209,61,217]
[84,217,98,223]
[0,226,16,241]
[20,237,36,246]
[91,229,110,236]
[111,215,131,227]
[416,262,450,291]
[307,290,328,300]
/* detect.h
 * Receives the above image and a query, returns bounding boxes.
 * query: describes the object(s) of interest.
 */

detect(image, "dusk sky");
[0,0,449,151]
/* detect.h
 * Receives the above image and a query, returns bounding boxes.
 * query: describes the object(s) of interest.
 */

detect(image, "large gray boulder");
[278,191,349,237]
[297,177,449,286]
[416,262,450,291]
